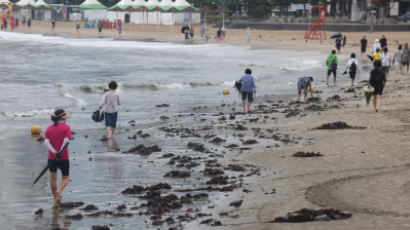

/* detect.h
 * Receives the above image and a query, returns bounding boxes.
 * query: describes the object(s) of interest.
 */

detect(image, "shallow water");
[0,31,356,229]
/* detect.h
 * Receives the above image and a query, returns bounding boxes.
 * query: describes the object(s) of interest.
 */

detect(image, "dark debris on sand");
[124,145,161,156]
[92,225,110,230]
[81,204,99,212]
[60,202,85,209]
[292,152,323,157]
[34,208,43,216]
[65,213,83,220]
[122,183,171,195]
[187,142,206,152]
[164,170,191,178]
[316,121,365,130]
[272,208,352,223]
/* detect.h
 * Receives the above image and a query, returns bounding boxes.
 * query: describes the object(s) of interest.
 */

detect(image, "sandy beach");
[2,20,410,230]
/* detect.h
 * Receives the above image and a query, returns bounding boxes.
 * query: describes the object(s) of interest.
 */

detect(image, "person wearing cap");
[98,81,120,139]
[297,76,314,103]
[44,109,72,206]
[373,39,381,53]
[31,125,44,142]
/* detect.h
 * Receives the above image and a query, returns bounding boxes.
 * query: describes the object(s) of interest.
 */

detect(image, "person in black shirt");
[360,36,368,56]
[380,35,387,49]
[369,60,386,113]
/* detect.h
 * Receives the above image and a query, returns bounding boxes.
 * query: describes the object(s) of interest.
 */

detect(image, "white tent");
[15,0,36,8]
[145,0,160,25]
[107,0,135,23]
[80,0,107,21]
[130,0,147,24]
[33,0,52,21]
[159,0,174,25]
[172,0,201,25]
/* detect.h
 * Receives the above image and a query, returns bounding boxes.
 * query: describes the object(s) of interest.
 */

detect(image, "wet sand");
[4,20,410,229]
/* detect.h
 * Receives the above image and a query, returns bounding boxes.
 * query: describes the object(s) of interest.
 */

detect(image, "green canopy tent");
[15,0,35,9]
[80,0,107,23]
[158,0,174,25]
[131,0,149,30]
[33,0,50,22]
[171,0,199,25]
[108,0,137,32]
[145,0,160,25]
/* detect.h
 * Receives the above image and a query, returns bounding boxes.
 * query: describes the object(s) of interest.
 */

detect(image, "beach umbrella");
[330,33,342,39]
[363,85,374,105]
[181,25,188,33]
[79,0,107,10]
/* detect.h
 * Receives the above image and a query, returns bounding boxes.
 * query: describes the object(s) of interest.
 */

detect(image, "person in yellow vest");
[372,48,381,63]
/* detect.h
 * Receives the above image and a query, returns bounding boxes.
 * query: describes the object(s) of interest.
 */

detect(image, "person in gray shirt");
[99,81,120,139]
[393,45,403,74]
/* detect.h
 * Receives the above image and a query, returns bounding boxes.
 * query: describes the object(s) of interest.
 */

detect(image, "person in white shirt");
[344,53,359,86]
[373,39,381,53]
[380,47,391,79]
[98,81,120,139]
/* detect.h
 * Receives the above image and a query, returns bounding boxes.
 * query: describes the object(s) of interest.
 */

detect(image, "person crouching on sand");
[370,60,386,113]
[297,76,314,103]
[236,68,256,113]
[98,81,120,139]
[44,109,72,206]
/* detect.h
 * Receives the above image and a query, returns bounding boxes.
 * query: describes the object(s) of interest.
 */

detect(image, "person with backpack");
[380,47,391,79]
[369,60,386,113]
[98,81,120,139]
[344,53,359,86]
[326,50,338,86]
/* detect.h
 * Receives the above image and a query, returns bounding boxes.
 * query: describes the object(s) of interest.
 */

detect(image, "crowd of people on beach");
[1,15,31,31]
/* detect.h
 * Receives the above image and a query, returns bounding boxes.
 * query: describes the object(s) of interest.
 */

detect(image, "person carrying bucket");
[44,109,72,206]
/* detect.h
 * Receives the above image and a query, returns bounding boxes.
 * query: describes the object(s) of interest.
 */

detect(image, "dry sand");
[8,20,410,229]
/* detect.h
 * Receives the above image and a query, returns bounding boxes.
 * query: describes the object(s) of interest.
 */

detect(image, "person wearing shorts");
[44,109,72,206]
[297,76,314,103]
[345,53,359,86]
[370,60,386,113]
[326,50,338,86]
[99,81,120,139]
[237,68,256,113]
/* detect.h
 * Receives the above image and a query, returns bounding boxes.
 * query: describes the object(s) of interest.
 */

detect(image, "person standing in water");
[344,53,359,86]
[326,50,338,86]
[237,68,256,113]
[297,76,314,103]
[99,81,120,139]
[44,109,72,206]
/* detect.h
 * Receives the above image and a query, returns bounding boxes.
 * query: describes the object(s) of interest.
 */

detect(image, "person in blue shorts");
[236,68,256,113]
[98,81,120,139]
[297,76,314,103]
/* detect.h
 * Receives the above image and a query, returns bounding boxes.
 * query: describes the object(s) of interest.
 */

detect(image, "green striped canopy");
[80,0,107,10]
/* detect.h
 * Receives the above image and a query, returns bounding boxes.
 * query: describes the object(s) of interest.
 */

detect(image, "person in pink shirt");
[44,109,72,206]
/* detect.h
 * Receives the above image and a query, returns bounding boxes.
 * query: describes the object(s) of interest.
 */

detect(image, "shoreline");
[1,21,410,229]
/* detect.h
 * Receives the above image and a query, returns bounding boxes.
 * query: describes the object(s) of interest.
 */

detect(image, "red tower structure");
[304,6,326,40]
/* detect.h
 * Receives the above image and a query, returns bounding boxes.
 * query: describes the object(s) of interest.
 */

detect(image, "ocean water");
[0,31,352,229]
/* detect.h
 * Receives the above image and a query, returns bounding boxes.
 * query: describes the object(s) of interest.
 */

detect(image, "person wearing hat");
[373,39,381,53]
[30,125,44,142]
[44,109,72,206]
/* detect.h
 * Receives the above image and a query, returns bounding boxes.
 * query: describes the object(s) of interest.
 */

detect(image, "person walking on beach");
[380,35,387,49]
[326,50,338,86]
[98,81,120,139]
[117,20,122,39]
[22,16,26,27]
[184,27,189,40]
[402,43,410,74]
[369,60,386,113]
[246,27,252,44]
[237,68,256,113]
[373,39,381,53]
[344,53,359,86]
[97,20,102,36]
[335,36,342,53]
[27,17,31,32]
[381,48,391,79]
[297,76,314,103]
[360,36,368,57]
[393,45,403,74]
[372,48,381,63]
[189,26,194,40]
[76,21,80,35]
[51,19,56,33]
[44,109,72,206]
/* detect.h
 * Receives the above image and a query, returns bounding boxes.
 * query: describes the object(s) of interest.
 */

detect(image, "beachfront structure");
[145,0,160,25]
[33,0,51,21]
[172,0,200,25]
[130,0,147,24]
[15,0,36,20]
[80,0,107,21]
[107,0,134,23]
[159,0,174,25]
